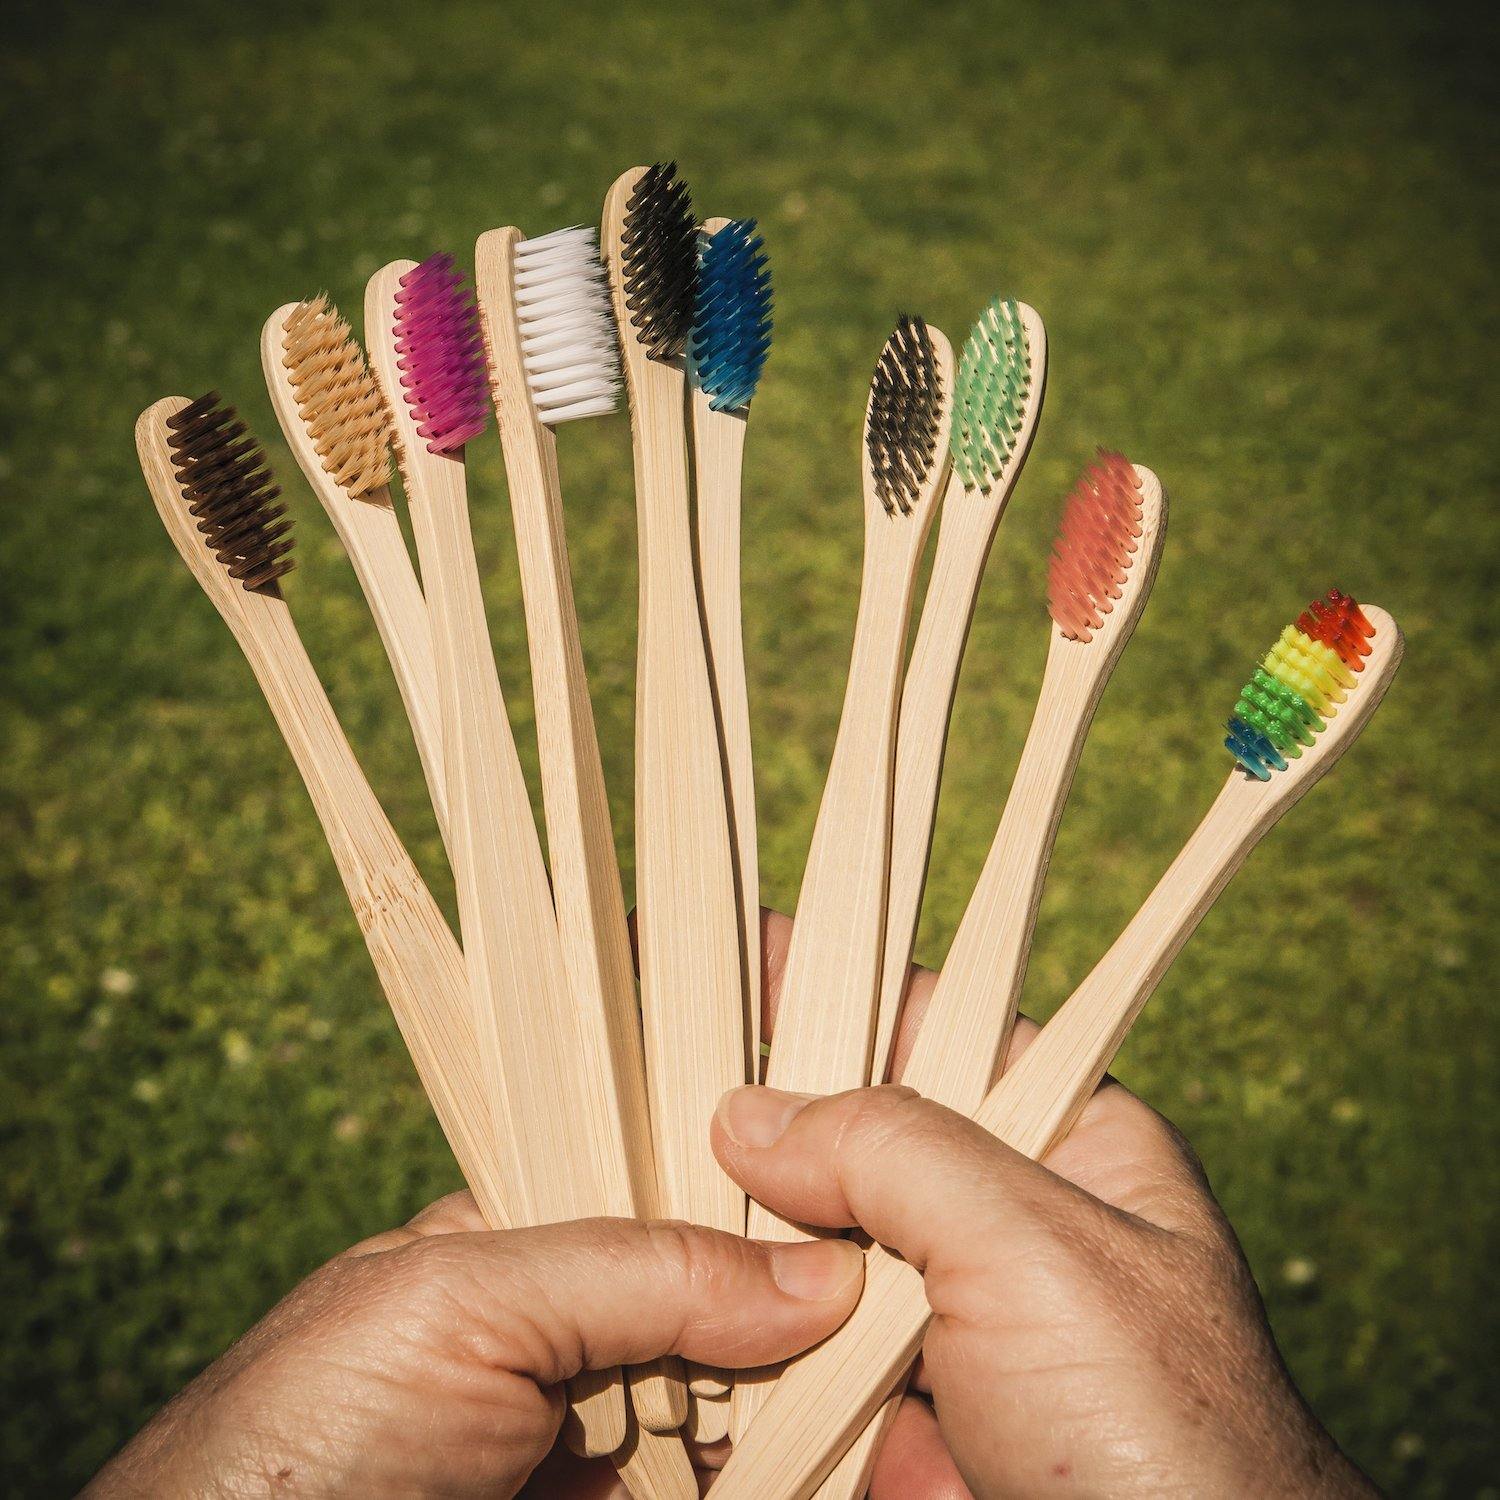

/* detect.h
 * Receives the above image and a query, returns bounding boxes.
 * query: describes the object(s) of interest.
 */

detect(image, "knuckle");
[640,1218,720,1294]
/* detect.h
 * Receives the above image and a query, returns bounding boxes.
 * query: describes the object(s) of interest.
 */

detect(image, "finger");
[884,962,939,1085]
[869,1395,973,1500]
[712,1084,1136,1277]
[759,906,793,1041]
[391,1217,864,1385]
[342,1190,489,1257]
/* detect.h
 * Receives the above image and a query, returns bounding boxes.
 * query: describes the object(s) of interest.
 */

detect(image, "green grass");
[2,0,1496,1492]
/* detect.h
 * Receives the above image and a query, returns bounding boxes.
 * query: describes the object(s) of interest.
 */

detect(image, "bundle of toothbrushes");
[135,161,1401,1498]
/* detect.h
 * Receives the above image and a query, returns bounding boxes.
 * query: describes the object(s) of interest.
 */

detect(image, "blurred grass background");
[2,0,1496,1492]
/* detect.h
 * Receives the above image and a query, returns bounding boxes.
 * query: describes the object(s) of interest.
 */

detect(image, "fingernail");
[769,1239,864,1302]
[718,1086,814,1148]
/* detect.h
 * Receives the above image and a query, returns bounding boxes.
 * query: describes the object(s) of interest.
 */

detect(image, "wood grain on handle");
[259,308,450,845]
[137,398,506,1230]
[710,607,1402,1499]
[732,328,955,1444]
[474,229,689,1438]
[366,264,626,1458]
[870,305,1047,1085]
[603,172,748,1273]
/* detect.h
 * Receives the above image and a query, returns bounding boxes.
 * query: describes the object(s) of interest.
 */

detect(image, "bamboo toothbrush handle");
[692,393,761,1081]
[226,596,509,1229]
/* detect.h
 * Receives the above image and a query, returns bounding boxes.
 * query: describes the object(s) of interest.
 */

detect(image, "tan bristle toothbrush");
[713,592,1403,1500]
[603,163,750,1412]
[364,254,629,1460]
[260,299,450,845]
[810,453,1163,1499]
[472,224,687,1436]
[870,297,1047,1085]
[135,394,507,1231]
[730,315,956,1446]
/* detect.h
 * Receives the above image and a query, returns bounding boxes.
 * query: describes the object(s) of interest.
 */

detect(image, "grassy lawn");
[2,0,1495,1492]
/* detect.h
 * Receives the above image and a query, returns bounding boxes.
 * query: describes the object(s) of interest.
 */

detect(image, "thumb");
[394,1216,864,1383]
[711,1084,1121,1277]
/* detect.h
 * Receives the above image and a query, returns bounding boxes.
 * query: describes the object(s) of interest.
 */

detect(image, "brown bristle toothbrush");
[730,315,957,1445]
[260,299,450,844]
[363,254,632,1460]
[602,164,750,1413]
[472,223,686,1435]
[810,452,1162,1498]
[713,590,1402,1500]
[870,297,1047,1085]
[135,394,506,1230]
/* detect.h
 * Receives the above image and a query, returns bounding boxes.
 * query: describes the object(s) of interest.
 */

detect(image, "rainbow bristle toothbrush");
[473,224,687,1438]
[603,163,750,1414]
[871,296,1046,1086]
[689,216,772,1085]
[714,591,1403,1500]
[364,253,628,1459]
[731,316,956,1445]
[135,394,509,1232]
[261,297,449,844]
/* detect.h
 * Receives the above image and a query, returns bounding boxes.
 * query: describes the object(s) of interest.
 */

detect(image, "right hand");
[711,915,1377,1499]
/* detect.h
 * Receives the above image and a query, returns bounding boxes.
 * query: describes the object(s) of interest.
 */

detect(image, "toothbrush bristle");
[392,253,489,453]
[1047,450,1144,641]
[621,162,697,360]
[512,226,621,424]
[164,393,295,592]
[867,314,942,516]
[282,296,394,495]
[691,218,772,411]
[1226,590,1369,780]
[952,297,1031,491]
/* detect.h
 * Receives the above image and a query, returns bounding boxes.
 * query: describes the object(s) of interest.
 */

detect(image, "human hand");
[709,913,1377,1499]
[83,1190,864,1498]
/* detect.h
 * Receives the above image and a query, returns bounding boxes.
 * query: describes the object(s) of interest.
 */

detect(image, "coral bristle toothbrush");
[363,253,629,1460]
[135,394,507,1229]
[731,315,956,1445]
[870,296,1046,1085]
[260,298,450,844]
[472,223,687,1436]
[714,591,1402,1500]
[689,215,773,1092]
[602,164,749,1410]
[812,452,1162,1499]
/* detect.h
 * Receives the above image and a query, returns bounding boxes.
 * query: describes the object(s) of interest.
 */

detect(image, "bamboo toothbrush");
[713,591,1402,1500]
[602,162,749,1407]
[364,253,626,1458]
[870,297,1046,1084]
[260,299,450,843]
[472,224,685,1436]
[689,215,773,1093]
[731,316,956,1445]
[135,393,507,1230]
[808,452,1163,1500]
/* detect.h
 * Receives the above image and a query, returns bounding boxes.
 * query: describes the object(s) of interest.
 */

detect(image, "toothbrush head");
[691,218,772,411]
[281,296,393,495]
[1047,450,1144,642]
[620,162,697,361]
[392,253,489,453]
[952,296,1031,492]
[1226,590,1376,780]
[866,314,943,516]
[164,393,294,592]
[511,226,621,424]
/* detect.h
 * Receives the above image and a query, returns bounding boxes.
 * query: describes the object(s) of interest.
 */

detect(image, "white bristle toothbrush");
[870,296,1046,1085]
[731,315,957,1445]
[713,591,1402,1500]
[135,394,507,1231]
[473,223,686,1436]
[812,452,1163,1499]
[363,253,630,1459]
[602,163,750,1412]
[260,298,450,845]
